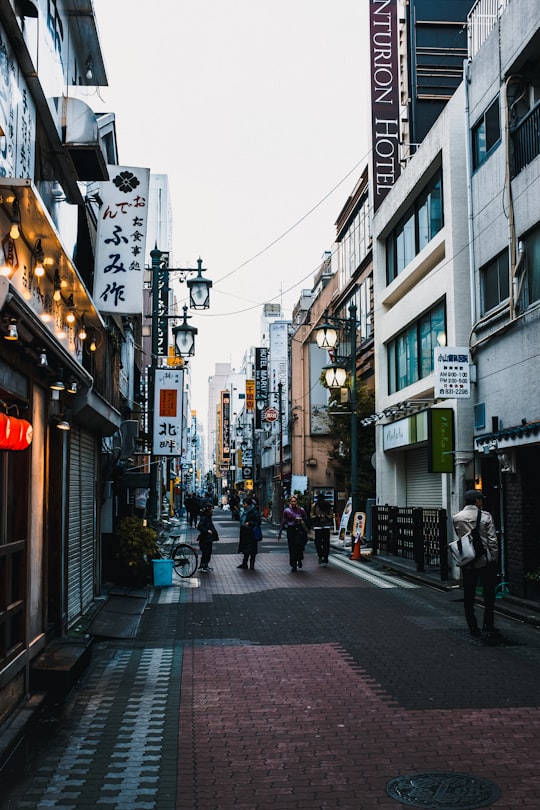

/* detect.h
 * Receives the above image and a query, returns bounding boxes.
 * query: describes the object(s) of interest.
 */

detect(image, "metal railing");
[467,0,510,59]
[372,505,448,580]
[511,101,540,177]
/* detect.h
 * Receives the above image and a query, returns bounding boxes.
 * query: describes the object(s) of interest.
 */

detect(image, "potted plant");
[114,516,159,586]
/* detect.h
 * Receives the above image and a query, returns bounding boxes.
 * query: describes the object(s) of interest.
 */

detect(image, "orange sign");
[160,389,177,417]
[246,379,255,412]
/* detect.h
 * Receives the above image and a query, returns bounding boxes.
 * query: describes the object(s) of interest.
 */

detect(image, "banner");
[153,368,184,456]
[370,0,400,211]
[221,390,231,463]
[94,165,150,314]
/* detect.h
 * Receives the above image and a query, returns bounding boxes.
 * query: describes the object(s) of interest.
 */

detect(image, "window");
[481,251,509,313]
[523,224,540,307]
[337,191,371,288]
[387,301,446,394]
[472,98,501,170]
[386,171,443,283]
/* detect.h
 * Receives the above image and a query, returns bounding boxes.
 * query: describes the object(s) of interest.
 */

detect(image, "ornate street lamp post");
[148,247,211,523]
[315,303,359,517]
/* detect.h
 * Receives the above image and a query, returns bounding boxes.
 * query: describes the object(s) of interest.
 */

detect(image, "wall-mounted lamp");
[50,369,65,391]
[66,379,78,395]
[4,318,18,340]
[0,235,19,278]
[85,57,93,81]
[55,413,71,431]
[187,258,212,310]
[38,348,48,367]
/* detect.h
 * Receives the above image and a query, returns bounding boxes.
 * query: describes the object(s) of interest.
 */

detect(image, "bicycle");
[169,536,199,578]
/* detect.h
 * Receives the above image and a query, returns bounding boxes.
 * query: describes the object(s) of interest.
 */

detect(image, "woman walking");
[279,495,309,572]
[237,496,261,570]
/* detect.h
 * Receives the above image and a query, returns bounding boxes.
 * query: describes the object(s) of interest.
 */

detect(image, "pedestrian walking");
[197,502,219,572]
[452,489,499,637]
[310,492,335,566]
[186,493,200,528]
[237,496,261,570]
[279,495,309,572]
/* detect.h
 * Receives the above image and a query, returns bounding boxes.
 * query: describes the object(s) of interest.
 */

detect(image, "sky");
[90,0,370,420]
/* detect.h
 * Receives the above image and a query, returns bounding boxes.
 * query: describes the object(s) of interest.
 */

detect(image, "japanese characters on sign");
[221,390,231,463]
[152,369,184,456]
[434,347,471,399]
[94,166,150,315]
[245,379,255,412]
[0,26,36,178]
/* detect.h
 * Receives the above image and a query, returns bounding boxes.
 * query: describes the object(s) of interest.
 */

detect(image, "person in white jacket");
[452,490,499,637]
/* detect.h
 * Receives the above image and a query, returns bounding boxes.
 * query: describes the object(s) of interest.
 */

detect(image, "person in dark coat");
[278,495,309,572]
[237,496,261,570]
[310,493,335,566]
[186,493,200,528]
[197,503,219,572]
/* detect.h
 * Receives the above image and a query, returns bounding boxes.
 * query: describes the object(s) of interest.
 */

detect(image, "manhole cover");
[386,771,500,809]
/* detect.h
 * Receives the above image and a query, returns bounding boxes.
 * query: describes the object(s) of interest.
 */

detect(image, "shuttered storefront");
[405,446,443,507]
[67,427,97,625]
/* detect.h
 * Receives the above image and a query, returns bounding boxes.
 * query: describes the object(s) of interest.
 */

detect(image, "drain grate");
[386,771,501,809]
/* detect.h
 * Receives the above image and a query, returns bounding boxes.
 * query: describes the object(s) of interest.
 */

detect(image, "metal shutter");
[67,427,97,625]
[405,446,443,507]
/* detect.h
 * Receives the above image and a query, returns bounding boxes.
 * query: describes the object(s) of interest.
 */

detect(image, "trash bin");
[152,559,174,587]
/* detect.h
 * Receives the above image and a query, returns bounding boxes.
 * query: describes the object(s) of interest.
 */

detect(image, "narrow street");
[3,512,540,809]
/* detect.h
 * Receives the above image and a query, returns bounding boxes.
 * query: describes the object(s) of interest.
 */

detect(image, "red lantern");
[0,416,33,450]
[10,418,32,450]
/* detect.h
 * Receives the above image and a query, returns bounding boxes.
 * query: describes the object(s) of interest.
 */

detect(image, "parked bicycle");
[169,535,198,578]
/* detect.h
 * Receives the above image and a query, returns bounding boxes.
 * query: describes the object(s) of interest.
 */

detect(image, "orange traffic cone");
[351,536,362,560]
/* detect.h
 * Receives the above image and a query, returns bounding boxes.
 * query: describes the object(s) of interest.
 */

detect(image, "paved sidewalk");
[3,513,540,808]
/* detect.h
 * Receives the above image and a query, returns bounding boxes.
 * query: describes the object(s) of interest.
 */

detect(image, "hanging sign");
[434,347,471,398]
[94,165,150,315]
[152,368,184,456]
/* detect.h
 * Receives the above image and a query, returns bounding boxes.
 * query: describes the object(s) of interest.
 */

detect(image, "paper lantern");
[10,418,33,450]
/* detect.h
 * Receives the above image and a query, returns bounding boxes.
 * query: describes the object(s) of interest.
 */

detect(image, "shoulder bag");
[449,510,484,567]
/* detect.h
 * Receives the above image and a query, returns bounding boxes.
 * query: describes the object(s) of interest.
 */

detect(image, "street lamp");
[315,304,359,517]
[148,247,212,522]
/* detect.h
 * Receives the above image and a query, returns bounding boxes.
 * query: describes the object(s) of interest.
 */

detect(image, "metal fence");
[372,505,448,580]
[467,0,510,59]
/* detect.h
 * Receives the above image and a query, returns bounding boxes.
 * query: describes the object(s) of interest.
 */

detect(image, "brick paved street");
[3,512,540,809]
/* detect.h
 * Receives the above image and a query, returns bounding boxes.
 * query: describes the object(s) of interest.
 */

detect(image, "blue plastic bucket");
[152,559,174,587]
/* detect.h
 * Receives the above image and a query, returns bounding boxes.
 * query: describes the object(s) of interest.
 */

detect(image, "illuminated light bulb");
[9,222,20,239]
[34,261,45,277]
[66,310,75,324]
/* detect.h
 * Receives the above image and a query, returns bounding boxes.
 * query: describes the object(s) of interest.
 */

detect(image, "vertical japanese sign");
[245,379,255,412]
[370,0,400,211]
[428,408,455,473]
[94,166,150,315]
[255,348,269,429]
[221,390,231,463]
[153,368,184,456]
[0,25,36,178]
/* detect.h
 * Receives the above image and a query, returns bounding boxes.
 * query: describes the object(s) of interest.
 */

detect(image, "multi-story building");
[0,1,124,741]
[465,0,540,596]
[372,0,540,597]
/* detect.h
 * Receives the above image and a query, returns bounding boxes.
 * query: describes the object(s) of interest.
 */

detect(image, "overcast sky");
[91,0,370,420]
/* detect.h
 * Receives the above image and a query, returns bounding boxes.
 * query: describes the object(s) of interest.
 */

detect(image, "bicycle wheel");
[171,543,198,578]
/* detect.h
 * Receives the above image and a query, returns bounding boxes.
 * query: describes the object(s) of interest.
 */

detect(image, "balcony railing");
[467,0,510,58]
[511,101,540,178]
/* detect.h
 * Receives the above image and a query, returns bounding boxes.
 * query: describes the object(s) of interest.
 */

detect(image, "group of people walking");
[190,491,336,575]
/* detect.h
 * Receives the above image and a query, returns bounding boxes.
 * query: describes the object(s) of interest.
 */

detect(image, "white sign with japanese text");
[434,347,471,399]
[94,166,150,315]
[153,369,184,456]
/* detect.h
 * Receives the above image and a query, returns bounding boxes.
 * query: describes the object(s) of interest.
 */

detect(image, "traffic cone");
[351,536,362,560]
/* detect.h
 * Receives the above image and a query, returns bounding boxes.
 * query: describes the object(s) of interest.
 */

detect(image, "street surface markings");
[329,554,418,588]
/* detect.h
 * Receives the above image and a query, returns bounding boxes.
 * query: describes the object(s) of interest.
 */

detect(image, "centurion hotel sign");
[369,0,401,211]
